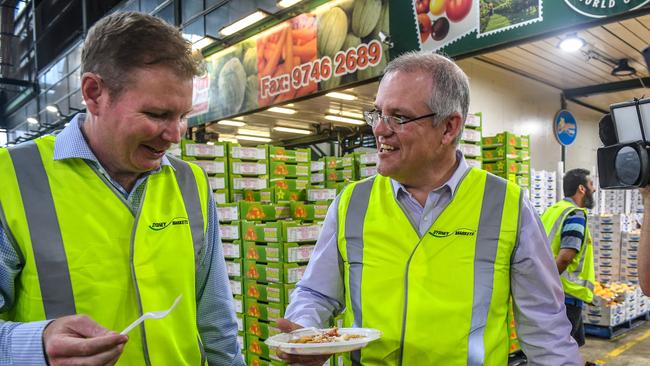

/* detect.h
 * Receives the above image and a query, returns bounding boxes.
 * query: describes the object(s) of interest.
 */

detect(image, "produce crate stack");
[230,144,270,203]
[358,152,379,179]
[310,159,325,188]
[325,155,357,193]
[216,203,245,353]
[459,112,483,169]
[530,170,557,215]
[481,132,530,192]
[620,231,641,285]
[627,190,645,214]
[590,214,630,283]
[599,189,626,214]
[182,140,229,204]
[268,146,312,199]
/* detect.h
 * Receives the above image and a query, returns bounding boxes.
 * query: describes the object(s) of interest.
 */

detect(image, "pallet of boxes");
[325,155,358,193]
[358,152,379,179]
[458,112,483,169]
[481,132,530,192]
[182,140,229,204]
[530,169,557,215]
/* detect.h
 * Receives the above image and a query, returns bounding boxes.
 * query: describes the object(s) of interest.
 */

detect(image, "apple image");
[429,0,445,16]
[446,0,472,22]
[417,13,432,43]
[415,0,430,14]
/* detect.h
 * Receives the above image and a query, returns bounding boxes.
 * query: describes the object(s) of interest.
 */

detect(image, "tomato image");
[417,13,432,43]
[429,0,445,16]
[446,0,472,22]
[415,0,430,14]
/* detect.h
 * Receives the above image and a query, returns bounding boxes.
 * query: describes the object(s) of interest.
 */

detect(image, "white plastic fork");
[120,294,182,335]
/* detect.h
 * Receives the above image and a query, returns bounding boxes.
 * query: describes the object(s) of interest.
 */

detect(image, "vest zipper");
[129,183,153,366]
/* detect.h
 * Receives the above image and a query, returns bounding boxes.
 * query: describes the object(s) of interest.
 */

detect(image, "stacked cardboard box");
[182,141,229,204]
[600,189,626,214]
[324,155,356,193]
[590,214,631,283]
[584,282,649,326]
[460,112,482,169]
[269,146,311,197]
[620,231,640,284]
[481,132,530,192]
[310,159,325,187]
[230,144,269,203]
[358,152,379,178]
[530,170,557,215]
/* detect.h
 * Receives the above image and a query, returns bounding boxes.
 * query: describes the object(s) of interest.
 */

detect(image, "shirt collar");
[564,197,578,206]
[53,113,172,169]
[390,149,470,198]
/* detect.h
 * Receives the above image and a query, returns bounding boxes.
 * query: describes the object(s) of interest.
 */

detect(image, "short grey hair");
[383,51,470,144]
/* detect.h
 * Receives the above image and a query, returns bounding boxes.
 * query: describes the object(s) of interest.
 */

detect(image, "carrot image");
[291,28,316,42]
[293,38,317,62]
[260,27,287,76]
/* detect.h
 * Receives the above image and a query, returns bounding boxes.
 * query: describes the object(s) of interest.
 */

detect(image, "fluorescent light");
[192,36,217,50]
[234,116,244,121]
[220,137,238,143]
[273,126,312,135]
[268,107,296,114]
[236,135,272,142]
[46,105,59,113]
[558,34,585,52]
[220,11,268,37]
[326,92,357,101]
[27,117,39,124]
[324,114,365,125]
[327,109,364,119]
[238,128,270,137]
[206,141,215,145]
[218,120,246,127]
[277,0,304,8]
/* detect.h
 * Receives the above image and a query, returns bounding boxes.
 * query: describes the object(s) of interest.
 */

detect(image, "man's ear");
[81,72,106,117]
[441,112,463,145]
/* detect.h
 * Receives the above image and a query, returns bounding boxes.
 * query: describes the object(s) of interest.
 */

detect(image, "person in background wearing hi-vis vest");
[0,12,245,366]
[277,51,581,366]
[541,168,596,348]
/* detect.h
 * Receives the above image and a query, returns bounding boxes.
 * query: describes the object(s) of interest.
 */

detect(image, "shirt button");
[424,216,429,221]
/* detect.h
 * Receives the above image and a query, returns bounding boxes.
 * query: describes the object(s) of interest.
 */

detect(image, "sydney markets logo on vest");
[429,228,476,238]
[148,216,189,231]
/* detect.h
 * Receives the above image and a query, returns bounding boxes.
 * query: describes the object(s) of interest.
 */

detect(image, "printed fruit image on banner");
[415,0,479,51]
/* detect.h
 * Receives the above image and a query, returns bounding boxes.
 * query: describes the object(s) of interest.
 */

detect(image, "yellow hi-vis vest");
[337,168,522,366]
[0,136,210,365]
[541,199,595,303]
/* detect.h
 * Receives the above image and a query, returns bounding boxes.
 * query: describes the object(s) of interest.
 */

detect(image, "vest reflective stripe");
[468,173,507,366]
[169,155,205,268]
[344,176,375,366]
[8,141,76,319]
[339,169,519,366]
[541,200,595,302]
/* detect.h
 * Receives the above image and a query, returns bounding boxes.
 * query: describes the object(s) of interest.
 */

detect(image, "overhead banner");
[189,0,390,127]
[411,0,650,55]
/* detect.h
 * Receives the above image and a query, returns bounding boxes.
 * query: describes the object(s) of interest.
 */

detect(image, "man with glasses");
[279,51,580,365]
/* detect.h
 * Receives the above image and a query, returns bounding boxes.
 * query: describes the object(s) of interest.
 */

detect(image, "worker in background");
[541,168,596,348]
[0,12,244,365]
[277,51,581,365]
[638,188,650,295]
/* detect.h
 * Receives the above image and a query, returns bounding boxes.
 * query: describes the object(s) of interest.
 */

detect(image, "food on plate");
[288,327,365,344]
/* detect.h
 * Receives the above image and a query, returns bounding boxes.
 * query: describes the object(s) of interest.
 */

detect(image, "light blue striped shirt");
[0,114,244,365]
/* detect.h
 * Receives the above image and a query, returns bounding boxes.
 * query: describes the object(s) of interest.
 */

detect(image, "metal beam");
[563,78,650,99]
[0,77,36,88]
[566,98,608,114]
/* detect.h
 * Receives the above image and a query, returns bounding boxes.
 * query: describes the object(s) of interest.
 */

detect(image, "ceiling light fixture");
[46,104,59,113]
[236,135,272,142]
[268,106,297,114]
[326,92,357,101]
[277,0,304,8]
[218,120,247,127]
[611,58,637,77]
[558,33,585,52]
[220,10,268,37]
[238,128,270,137]
[26,117,39,125]
[327,109,364,119]
[192,36,217,50]
[324,114,365,125]
[273,126,312,135]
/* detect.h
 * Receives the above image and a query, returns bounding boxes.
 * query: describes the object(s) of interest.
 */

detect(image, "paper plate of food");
[265,327,382,355]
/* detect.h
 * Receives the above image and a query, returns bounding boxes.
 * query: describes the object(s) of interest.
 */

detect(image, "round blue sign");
[554,110,577,146]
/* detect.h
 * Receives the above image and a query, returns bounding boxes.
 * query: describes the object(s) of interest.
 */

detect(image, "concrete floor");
[580,320,650,365]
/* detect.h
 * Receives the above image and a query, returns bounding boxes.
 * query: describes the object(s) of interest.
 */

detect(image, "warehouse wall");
[457,58,603,174]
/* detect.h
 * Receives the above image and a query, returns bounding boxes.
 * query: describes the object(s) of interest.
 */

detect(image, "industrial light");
[326,92,357,101]
[220,11,268,37]
[220,136,239,143]
[611,59,636,77]
[558,33,585,52]
[192,36,217,50]
[273,126,312,135]
[27,117,39,124]
[327,109,364,119]
[238,128,270,137]
[277,0,304,8]
[218,120,247,127]
[46,104,59,113]
[268,107,296,114]
[324,114,365,125]
[236,135,272,142]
